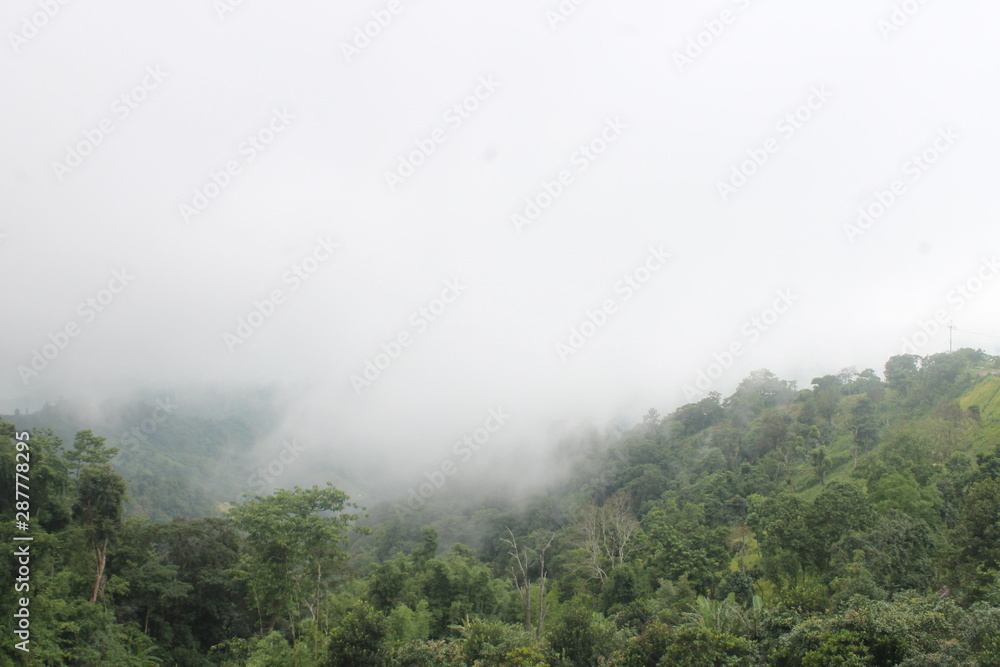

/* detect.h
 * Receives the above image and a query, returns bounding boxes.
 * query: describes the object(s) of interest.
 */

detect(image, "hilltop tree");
[811,375,843,422]
[671,392,724,436]
[847,397,879,467]
[64,429,119,477]
[724,370,798,427]
[852,368,885,400]
[838,366,858,392]
[884,354,920,397]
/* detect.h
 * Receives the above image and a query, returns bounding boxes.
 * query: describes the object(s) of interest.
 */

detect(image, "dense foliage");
[3,349,1000,665]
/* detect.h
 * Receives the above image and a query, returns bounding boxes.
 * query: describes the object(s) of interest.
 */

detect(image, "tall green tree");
[809,446,830,487]
[227,484,363,658]
[65,429,119,477]
[847,397,879,467]
[73,464,128,603]
[884,354,920,397]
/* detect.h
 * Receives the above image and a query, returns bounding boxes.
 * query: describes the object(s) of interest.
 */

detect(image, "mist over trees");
[3,349,1000,665]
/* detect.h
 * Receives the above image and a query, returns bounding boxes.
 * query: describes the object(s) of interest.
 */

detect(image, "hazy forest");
[3,349,1000,665]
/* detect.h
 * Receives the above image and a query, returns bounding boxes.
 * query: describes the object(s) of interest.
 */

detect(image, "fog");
[3,0,1000,498]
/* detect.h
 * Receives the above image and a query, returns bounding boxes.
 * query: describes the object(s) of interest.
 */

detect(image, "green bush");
[459,617,538,667]
[325,601,390,667]
[655,626,753,667]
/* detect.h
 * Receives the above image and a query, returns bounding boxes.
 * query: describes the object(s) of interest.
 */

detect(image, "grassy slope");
[960,375,1000,453]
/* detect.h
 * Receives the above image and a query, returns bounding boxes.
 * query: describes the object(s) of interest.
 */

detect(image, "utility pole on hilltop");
[949,322,956,353]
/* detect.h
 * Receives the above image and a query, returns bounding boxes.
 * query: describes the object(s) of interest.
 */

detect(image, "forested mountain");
[3,349,1000,665]
[4,387,286,521]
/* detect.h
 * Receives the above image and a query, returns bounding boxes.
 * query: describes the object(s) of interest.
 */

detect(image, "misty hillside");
[364,348,1000,560]
[8,1,1000,664]
[4,350,1000,665]
[1,385,373,523]
[3,387,284,521]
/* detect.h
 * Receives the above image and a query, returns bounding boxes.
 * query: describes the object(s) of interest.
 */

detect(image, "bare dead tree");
[501,528,555,637]
[502,528,533,632]
[534,533,555,638]
[603,495,640,568]
[576,504,608,583]
[573,494,641,584]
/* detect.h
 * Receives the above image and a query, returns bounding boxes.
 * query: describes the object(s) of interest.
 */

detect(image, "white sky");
[2,0,999,491]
